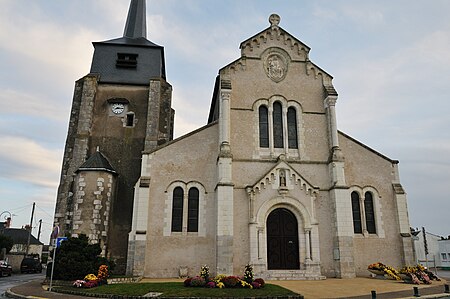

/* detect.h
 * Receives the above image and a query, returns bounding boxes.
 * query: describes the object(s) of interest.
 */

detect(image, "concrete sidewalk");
[7,279,89,299]
[270,277,449,298]
[6,276,450,299]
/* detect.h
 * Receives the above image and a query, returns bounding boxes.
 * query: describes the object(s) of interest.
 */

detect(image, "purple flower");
[251,282,261,289]
[206,281,216,288]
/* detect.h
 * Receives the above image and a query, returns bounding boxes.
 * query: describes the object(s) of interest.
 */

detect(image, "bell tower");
[53,0,173,272]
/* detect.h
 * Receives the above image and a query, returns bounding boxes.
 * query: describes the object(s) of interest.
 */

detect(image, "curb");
[5,288,29,299]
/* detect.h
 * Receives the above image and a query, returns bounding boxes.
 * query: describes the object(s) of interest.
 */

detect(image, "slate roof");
[76,151,117,174]
[0,228,42,245]
[96,36,161,48]
[124,0,147,39]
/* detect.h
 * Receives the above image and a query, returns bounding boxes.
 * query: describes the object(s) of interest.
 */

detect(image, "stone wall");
[54,75,98,235]
[72,171,115,256]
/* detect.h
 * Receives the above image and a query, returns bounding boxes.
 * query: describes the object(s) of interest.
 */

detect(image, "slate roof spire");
[123,0,147,39]
[76,150,117,174]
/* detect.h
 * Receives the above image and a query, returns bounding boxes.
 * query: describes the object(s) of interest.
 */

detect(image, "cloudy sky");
[1,0,449,244]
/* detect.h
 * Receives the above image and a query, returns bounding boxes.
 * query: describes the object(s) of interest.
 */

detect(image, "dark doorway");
[267,208,300,269]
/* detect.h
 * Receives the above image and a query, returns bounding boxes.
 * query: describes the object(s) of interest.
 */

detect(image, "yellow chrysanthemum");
[84,274,98,281]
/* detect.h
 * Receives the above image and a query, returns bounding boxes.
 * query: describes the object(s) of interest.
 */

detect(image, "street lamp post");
[0,211,12,220]
[0,211,13,228]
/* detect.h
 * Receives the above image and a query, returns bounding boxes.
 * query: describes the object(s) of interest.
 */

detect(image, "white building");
[412,228,449,269]
[438,238,450,269]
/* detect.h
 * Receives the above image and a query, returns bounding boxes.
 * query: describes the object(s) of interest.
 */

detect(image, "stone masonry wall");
[54,75,98,235]
[72,171,115,256]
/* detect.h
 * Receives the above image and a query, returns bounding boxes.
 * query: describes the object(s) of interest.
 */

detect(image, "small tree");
[0,235,14,256]
[49,234,113,280]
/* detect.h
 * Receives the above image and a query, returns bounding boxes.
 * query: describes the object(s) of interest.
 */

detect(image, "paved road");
[0,272,45,297]
[437,269,450,280]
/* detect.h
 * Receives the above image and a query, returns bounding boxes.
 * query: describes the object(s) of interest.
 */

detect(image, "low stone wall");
[5,254,25,273]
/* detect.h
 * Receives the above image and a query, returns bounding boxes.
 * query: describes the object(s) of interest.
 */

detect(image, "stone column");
[126,154,151,276]
[305,229,311,262]
[392,162,415,265]
[268,105,274,154]
[216,81,234,275]
[325,93,355,278]
[246,187,255,223]
[282,105,289,154]
[219,83,231,144]
[324,95,339,148]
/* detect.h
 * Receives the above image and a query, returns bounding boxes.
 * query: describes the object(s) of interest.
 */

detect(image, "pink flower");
[206,281,216,288]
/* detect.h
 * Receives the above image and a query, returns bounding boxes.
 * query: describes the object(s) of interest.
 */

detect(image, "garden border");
[52,287,304,299]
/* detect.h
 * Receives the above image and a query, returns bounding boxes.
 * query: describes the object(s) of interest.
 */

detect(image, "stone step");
[266,270,326,280]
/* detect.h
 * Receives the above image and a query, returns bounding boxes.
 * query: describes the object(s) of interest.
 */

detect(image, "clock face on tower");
[111,103,125,114]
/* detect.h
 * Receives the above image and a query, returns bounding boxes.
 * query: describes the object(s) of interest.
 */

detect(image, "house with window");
[437,237,450,269]
[126,12,415,279]
[0,228,43,272]
[412,229,442,267]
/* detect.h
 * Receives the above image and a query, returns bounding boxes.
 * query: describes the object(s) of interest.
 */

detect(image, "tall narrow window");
[287,107,298,149]
[273,102,283,148]
[364,192,376,234]
[259,106,269,148]
[171,187,183,232]
[187,187,199,232]
[351,191,362,234]
[126,113,134,127]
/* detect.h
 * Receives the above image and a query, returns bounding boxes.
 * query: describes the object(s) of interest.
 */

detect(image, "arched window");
[364,192,376,234]
[187,187,199,232]
[273,102,283,148]
[351,191,362,234]
[287,107,298,149]
[171,187,183,232]
[259,106,269,148]
[257,100,301,152]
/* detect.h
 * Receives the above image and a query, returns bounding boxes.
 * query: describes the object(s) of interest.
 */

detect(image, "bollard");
[445,284,449,293]
[371,290,377,298]
[413,286,420,297]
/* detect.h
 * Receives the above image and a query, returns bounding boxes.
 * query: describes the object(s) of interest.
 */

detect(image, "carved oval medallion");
[264,51,288,83]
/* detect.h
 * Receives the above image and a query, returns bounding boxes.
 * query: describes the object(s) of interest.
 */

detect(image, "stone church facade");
[54,0,414,278]
[126,13,415,279]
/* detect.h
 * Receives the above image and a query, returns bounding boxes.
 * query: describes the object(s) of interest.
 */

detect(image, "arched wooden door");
[266,208,300,269]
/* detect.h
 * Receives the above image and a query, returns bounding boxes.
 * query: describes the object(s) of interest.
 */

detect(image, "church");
[54,0,415,279]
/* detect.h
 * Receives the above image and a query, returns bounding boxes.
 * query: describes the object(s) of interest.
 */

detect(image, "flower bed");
[368,262,441,284]
[184,264,265,290]
[72,265,109,289]
[368,262,401,280]
[399,264,441,284]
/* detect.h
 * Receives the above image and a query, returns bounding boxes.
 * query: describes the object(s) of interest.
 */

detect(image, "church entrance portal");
[266,208,300,270]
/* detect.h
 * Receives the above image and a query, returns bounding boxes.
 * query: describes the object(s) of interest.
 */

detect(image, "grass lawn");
[59,282,300,297]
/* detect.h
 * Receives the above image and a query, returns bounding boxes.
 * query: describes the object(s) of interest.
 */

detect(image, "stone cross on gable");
[269,14,281,27]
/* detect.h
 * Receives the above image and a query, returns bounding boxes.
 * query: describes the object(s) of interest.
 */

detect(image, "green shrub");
[49,234,114,281]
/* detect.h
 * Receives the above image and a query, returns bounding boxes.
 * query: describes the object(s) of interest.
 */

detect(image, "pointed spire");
[123,0,147,39]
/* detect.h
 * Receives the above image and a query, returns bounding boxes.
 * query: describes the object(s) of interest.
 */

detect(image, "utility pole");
[37,219,42,241]
[422,226,429,268]
[25,202,35,256]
